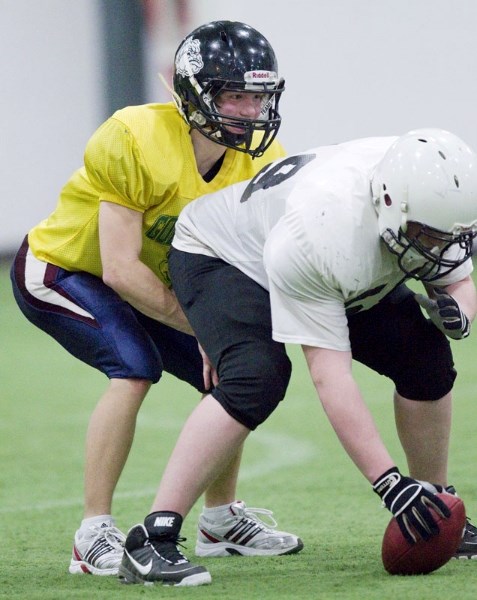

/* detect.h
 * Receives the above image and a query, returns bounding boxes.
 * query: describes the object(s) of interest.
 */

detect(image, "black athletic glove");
[373,467,451,544]
[415,287,471,340]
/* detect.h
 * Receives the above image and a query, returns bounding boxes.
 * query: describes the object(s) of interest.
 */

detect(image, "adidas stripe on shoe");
[195,501,304,557]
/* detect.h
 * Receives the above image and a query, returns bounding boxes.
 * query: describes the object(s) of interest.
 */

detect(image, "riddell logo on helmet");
[244,70,277,83]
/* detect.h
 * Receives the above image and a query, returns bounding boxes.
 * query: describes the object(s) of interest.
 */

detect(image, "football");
[381,493,466,575]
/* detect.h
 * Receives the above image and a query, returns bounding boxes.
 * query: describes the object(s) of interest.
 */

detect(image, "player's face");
[214,91,267,134]
[405,221,448,251]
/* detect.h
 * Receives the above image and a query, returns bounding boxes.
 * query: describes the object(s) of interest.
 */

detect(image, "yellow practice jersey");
[28,103,285,286]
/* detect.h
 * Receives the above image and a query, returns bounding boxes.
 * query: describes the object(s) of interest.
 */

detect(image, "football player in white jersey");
[119,128,477,584]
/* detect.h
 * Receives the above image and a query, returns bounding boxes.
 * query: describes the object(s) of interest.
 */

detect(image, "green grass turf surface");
[1,259,477,599]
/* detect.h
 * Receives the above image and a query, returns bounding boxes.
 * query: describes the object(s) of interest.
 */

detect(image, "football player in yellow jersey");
[10,21,302,578]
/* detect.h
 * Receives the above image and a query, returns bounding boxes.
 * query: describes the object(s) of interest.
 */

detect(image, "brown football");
[382,493,466,575]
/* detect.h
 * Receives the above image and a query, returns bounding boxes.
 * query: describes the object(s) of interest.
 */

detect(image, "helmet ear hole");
[384,193,392,207]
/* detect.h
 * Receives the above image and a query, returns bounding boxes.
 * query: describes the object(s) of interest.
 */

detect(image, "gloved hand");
[373,467,451,544]
[415,287,471,340]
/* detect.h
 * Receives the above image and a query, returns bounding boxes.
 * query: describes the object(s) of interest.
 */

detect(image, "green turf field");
[2,259,477,599]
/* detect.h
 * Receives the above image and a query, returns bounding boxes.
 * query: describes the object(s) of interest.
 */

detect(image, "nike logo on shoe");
[124,549,153,575]
[154,516,176,527]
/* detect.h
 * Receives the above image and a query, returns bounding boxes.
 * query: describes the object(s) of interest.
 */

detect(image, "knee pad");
[396,362,457,401]
[394,325,457,401]
[212,343,292,430]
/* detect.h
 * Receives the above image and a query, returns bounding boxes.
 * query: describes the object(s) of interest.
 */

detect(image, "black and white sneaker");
[446,486,477,559]
[454,519,477,559]
[118,512,211,587]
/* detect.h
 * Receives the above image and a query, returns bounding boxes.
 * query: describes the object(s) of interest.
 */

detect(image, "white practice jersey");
[173,137,472,351]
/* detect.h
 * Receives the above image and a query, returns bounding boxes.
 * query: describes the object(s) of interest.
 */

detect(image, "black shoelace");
[149,533,188,564]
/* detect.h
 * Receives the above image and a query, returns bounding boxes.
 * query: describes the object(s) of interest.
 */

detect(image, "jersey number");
[241,154,316,203]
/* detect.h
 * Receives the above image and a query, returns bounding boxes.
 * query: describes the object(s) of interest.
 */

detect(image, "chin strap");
[158,72,188,124]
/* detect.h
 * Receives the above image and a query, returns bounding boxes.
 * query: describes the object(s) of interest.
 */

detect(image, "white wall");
[3,0,477,253]
[1,0,102,253]
[189,0,477,153]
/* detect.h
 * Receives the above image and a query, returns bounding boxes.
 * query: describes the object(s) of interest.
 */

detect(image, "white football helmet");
[371,128,477,281]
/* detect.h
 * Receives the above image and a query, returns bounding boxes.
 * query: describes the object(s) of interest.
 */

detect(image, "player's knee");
[396,364,457,400]
[108,378,152,405]
[107,345,164,382]
[250,349,291,408]
[213,347,292,430]
[396,326,456,400]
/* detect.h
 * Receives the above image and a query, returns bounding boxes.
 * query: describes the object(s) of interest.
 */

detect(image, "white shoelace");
[85,524,126,551]
[235,504,278,531]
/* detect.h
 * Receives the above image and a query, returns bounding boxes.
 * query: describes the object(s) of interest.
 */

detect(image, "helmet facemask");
[382,222,475,282]
[185,78,284,158]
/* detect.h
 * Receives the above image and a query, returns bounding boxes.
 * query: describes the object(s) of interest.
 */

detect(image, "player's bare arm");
[302,344,394,483]
[99,201,193,334]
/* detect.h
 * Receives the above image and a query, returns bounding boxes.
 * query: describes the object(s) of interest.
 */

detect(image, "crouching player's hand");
[198,342,219,390]
[415,287,471,339]
[373,467,451,543]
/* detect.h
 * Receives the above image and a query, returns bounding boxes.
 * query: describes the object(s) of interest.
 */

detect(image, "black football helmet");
[173,21,285,158]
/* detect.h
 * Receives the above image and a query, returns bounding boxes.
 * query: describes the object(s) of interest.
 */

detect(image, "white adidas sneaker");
[195,501,303,557]
[69,520,126,575]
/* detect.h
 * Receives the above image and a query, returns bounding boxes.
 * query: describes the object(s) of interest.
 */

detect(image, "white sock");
[79,514,114,535]
[202,503,236,522]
